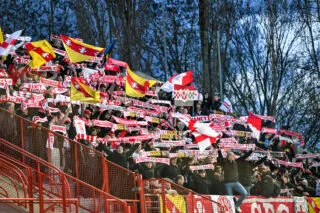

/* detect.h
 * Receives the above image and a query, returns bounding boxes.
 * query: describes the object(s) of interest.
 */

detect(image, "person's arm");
[217,149,224,162]
[253,156,268,167]
[238,150,253,161]
[125,143,140,160]
[58,107,71,125]
[104,144,114,156]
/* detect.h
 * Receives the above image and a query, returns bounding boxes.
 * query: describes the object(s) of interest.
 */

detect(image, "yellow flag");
[0,27,3,44]
[71,77,101,103]
[160,194,187,213]
[26,40,56,68]
[60,35,104,63]
[125,67,157,98]
[308,197,320,213]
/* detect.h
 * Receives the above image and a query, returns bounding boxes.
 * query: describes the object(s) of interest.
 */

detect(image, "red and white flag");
[247,111,262,139]
[161,70,193,92]
[0,30,23,56]
[174,113,222,151]
[220,96,233,113]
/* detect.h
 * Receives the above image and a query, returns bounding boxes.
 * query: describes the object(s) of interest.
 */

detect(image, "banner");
[307,197,320,213]
[239,196,294,213]
[160,194,186,213]
[210,195,235,213]
[174,89,194,106]
[186,195,214,213]
[293,197,308,213]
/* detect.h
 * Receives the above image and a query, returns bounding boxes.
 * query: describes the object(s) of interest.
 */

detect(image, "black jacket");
[210,174,225,195]
[218,150,252,183]
[137,164,156,179]
[106,147,136,169]
[238,155,267,186]
[193,174,211,194]
[160,164,182,180]
[260,174,275,197]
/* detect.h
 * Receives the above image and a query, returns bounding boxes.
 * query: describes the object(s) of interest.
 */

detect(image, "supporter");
[192,170,211,195]
[259,165,277,197]
[137,161,156,179]
[175,175,185,186]
[201,92,212,115]
[237,151,267,195]
[181,158,195,189]
[160,157,182,180]
[210,94,221,112]
[218,149,248,212]
[209,166,225,195]
[163,178,178,195]
[106,143,140,169]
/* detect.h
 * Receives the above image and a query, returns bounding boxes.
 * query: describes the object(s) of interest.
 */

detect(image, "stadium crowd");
[0,34,319,212]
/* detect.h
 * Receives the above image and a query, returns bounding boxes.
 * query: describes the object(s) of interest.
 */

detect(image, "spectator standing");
[201,92,212,115]
[218,150,248,212]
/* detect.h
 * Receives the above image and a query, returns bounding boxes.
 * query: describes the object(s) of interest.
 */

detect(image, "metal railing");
[0,107,144,212]
[142,178,225,213]
[0,137,130,212]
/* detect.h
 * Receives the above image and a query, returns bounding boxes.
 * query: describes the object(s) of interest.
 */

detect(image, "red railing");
[0,137,131,213]
[142,178,225,213]
[0,107,144,212]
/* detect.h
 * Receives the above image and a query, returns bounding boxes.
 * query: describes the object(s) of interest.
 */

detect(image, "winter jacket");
[218,150,252,183]
[238,155,267,186]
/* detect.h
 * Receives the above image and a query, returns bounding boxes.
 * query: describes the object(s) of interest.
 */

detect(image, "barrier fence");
[0,137,131,213]
[0,107,142,211]
[143,178,225,213]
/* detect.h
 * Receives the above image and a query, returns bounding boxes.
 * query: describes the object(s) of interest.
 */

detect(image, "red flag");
[161,70,193,92]
[247,111,262,139]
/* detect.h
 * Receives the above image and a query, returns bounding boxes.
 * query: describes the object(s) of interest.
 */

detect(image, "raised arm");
[217,149,224,163]
[238,150,253,161]
[253,156,267,167]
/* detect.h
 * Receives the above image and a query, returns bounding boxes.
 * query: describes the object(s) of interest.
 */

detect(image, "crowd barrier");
[143,178,225,213]
[142,179,320,213]
[0,137,130,212]
[0,107,143,211]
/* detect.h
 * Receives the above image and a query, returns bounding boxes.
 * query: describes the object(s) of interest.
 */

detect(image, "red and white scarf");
[32,116,48,123]
[189,164,214,171]
[134,157,170,165]
[112,116,148,126]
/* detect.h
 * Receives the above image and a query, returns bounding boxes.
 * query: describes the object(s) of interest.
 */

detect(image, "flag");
[7,65,30,84]
[160,194,187,213]
[174,113,222,151]
[0,29,23,56]
[26,40,56,68]
[125,67,157,98]
[220,96,233,113]
[247,111,262,139]
[0,27,3,44]
[108,57,128,68]
[161,70,193,92]
[70,77,101,103]
[60,35,104,63]
[102,39,116,65]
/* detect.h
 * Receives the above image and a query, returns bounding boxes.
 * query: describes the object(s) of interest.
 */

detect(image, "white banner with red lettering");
[239,196,294,213]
